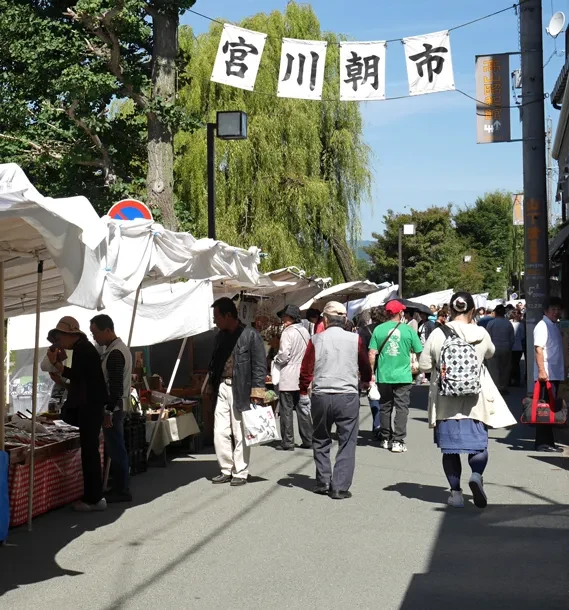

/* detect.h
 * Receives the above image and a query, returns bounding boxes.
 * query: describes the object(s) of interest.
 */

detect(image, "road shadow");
[276,472,315,492]
[529,454,569,471]
[383,482,449,505]
[412,417,429,423]
[400,501,569,609]
[0,457,220,598]
[357,429,379,447]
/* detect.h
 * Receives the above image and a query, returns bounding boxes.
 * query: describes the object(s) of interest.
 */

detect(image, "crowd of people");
[38,291,565,513]
[206,292,565,509]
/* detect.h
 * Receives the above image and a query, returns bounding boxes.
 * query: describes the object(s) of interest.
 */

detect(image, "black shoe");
[312,484,330,495]
[329,490,352,500]
[535,444,564,453]
[230,477,247,486]
[298,444,312,450]
[275,445,295,451]
[105,491,132,504]
[212,473,232,484]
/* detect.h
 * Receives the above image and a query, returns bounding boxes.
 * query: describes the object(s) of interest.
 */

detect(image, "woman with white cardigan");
[419,292,516,509]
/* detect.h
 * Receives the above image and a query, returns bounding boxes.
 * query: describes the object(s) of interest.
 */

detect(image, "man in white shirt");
[533,297,564,453]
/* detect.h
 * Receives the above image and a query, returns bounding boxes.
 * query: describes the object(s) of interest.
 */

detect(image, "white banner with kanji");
[403,30,455,96]
[211,24,267,91]
[340,41,386,101]
[277,39,328,100]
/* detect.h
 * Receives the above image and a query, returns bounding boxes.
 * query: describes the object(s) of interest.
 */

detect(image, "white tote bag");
[242,404,282,446]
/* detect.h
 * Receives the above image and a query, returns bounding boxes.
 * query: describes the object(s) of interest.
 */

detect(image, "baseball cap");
[385,300,406,315]
[277,304,302,321]
[323,301,347,316]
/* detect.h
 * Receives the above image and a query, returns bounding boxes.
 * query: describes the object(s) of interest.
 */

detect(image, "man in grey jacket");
[208,298,267,486]
[274,305,312,450]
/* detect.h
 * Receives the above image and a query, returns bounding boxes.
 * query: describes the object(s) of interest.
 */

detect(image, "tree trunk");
[147,9,178,230]
[328,234,358,282]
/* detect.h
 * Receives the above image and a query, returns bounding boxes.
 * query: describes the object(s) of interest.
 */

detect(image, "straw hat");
[50,316,85,336]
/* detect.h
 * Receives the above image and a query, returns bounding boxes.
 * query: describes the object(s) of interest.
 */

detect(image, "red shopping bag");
[521,381,567,425]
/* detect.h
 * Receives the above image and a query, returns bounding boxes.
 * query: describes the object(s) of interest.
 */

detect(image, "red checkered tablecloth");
[9,448,84,527]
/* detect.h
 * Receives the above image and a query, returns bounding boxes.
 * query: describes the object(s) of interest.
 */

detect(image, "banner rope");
[188,1,528,46]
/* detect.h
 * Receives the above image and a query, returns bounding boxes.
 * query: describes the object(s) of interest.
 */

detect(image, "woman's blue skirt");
[434,418,488,454]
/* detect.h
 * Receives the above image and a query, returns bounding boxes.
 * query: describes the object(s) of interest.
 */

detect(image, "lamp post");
[398,223,416,297]
[207,111,248,239]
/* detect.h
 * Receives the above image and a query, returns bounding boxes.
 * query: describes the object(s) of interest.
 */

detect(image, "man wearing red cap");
[368,300,423,453]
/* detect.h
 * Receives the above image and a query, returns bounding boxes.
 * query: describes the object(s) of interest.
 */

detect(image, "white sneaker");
[379,439,392,450]
[468,473,487,508]
[391,441,407,453]
[72,498,107,512]
[447,490,464,508]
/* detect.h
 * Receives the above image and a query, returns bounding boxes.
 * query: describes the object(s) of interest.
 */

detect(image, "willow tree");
[175,3,371,280]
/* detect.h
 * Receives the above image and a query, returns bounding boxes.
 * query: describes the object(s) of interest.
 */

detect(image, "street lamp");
[207,111,248,239]
[398,223,416,297]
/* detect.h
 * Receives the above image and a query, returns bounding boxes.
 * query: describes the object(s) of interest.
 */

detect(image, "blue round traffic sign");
[108,199,153,221]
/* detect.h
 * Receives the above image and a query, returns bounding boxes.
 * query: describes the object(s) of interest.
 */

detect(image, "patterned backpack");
[438,325,481,397]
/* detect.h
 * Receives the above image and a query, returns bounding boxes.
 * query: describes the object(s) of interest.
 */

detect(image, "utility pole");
[520,0,549,393]
[398,226,403,298]
[546,115,553,227]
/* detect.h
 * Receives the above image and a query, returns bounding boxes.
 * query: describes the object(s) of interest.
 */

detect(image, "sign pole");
[520,0,549,393]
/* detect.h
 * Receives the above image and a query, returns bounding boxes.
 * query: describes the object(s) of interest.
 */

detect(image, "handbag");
[521,381,568,425]
[242,404,282,446]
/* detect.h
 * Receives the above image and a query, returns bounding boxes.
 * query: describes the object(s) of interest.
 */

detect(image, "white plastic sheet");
[75,218,273,309]
[0,163,107,315]
[8,280,214,350]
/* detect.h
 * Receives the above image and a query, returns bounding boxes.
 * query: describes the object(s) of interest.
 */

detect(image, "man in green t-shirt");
[368,301,423,453]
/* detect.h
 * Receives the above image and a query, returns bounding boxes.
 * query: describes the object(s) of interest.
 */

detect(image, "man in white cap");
[299,301,372,500]
[47,316,109,512]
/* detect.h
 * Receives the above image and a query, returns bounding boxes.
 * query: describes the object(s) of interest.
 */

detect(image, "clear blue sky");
[182,0,565,240]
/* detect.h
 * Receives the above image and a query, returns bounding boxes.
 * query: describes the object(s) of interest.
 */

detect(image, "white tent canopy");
[301,280,388,310]
[8,280,214,351]
[408,289,455,309]
[77,217,274,309]
[347,284,399,319]
[243,267,331,315]
[0,163,107,315]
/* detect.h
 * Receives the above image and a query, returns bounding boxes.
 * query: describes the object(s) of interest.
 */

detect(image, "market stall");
[1,163,273,532]
[0,163,108,533]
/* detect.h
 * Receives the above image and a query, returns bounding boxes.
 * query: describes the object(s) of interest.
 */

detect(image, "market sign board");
[512,193,524,226]
[475,53,511,144]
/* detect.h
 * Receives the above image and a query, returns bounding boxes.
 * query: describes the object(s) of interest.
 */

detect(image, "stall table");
[146,412,200,456]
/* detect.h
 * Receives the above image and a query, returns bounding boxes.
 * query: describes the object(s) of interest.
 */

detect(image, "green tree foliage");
[175,2,371,281]
[366,191,519,299]
[366,206,485,297]
[0,0,199,224]
[455,191,523,298]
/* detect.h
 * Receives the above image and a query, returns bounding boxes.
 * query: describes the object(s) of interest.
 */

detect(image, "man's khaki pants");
[214,382,250,479]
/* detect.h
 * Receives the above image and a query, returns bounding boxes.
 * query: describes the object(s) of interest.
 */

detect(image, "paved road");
[2,387,569,609]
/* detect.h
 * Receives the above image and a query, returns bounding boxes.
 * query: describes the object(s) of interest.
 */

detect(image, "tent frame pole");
[27,260,43,531]
[146,336,187,460]
[127,285,142,348]
[0,261,4,452]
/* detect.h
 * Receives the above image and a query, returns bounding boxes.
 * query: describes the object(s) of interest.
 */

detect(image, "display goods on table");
[3,414,101,527]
